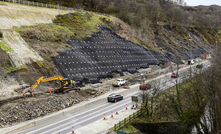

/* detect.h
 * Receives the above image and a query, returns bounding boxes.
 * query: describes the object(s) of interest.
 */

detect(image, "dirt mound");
[0,89,101,127]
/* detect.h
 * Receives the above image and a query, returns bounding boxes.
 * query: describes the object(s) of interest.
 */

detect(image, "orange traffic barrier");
[23,91,26,97]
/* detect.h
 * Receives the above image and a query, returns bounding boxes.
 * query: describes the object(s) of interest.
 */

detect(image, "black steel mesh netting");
[52,25,203,83]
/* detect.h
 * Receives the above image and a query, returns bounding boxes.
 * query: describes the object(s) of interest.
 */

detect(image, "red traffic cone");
[72,126,74,134]
[115,108,118,114]
[111,111,113,118]
[103,114,106,120]
[126,104,128,110]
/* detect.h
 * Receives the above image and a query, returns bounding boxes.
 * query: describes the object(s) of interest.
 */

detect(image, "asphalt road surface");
[15,60,211,134]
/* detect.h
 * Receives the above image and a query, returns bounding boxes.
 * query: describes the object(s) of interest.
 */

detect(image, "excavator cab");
[60,78,75,89]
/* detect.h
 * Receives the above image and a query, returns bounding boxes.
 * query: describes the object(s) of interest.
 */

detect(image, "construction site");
[0,0,218,132]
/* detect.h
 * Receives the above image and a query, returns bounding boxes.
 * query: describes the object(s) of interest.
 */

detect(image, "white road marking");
[26,91,139,134]
[50,102,134,134]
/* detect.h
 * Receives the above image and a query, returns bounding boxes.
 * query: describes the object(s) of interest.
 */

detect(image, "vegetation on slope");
[117,55,221,133]
[19,12,115,41]
[27,0,221,42]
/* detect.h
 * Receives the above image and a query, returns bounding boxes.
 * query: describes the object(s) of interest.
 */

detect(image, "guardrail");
[114,109,144,131]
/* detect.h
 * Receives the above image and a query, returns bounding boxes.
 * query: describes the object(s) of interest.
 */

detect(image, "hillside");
[195,5,221,11]
[0,0,220,131]
[0,1,218,99]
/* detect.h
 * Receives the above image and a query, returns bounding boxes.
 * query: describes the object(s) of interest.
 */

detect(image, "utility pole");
[189,35,192,78]
[212,28,219,57]
[141,73,145,103]
[216,41,217,57]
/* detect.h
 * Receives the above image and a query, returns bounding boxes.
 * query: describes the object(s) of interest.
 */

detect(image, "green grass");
[19,11,117,43]
[0,41,13,52]
[118,124,140,133]
[2,64,17,73]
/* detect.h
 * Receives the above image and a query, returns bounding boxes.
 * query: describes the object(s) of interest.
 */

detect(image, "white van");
[188,60,194,65]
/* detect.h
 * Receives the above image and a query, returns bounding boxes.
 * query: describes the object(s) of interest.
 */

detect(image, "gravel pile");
[0,89,102,127]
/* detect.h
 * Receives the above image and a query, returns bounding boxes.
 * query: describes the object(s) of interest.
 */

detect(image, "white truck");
[112,79,126,87]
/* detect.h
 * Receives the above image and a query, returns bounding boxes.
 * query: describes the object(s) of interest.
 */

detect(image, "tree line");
[27,0,221,33]
[140,52,221,133]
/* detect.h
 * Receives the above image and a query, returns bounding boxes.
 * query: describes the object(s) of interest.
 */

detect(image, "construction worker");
[31,88,34,96]
[63,81,67,87]
[49,86,53,94]
[23,90,26,97]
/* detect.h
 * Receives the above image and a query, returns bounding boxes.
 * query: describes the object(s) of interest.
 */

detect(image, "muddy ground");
[0,62,182,128]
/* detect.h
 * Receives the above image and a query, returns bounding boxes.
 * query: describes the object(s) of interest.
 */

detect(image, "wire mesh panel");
[52,25,207,83]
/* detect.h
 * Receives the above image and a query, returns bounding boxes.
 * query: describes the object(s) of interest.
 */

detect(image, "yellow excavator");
[32,76,77,92]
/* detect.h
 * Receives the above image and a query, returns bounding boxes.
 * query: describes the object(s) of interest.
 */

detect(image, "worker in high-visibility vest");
[49,86,53,94]
[23,91,26,97]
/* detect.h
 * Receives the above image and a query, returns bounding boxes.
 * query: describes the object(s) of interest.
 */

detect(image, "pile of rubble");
[0,89,101,127]
[0,64,181,128]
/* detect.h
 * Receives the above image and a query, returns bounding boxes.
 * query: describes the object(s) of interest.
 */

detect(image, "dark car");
[139,82,151,90]
[196,64,203,68]
[171,73,179,78]
[107,93,123,102]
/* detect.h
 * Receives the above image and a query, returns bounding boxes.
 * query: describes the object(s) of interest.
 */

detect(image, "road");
[17,89,140,134]
[11,60,211,134]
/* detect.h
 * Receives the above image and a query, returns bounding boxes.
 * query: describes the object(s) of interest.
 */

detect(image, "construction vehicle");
[32,76,78,93]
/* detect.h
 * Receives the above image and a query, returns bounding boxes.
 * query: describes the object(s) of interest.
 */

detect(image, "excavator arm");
[32,76,64,91]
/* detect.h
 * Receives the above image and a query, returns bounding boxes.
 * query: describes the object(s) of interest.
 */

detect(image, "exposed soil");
[0,62,166,127]
[0,89,101,127]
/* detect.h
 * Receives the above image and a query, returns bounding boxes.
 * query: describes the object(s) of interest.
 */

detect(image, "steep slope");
[0,2,72,99]
[3,30,43,68]
[0,2,71,69]
[0,2,69,29]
